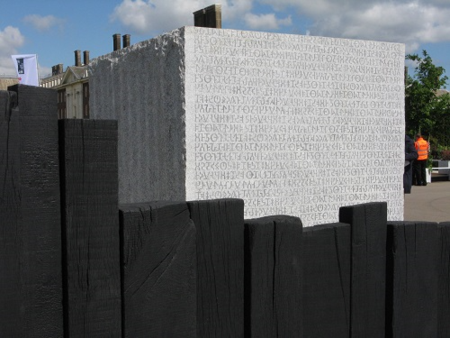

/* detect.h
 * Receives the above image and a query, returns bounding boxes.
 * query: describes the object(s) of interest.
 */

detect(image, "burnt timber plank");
[386,221,439,338]
[0,85,63,337]
[187,198,245,338]
[120,201,196,337]
[339,202,387,338]
[245,215,303,338]
[302,222,351,338]
[59,119,121,337]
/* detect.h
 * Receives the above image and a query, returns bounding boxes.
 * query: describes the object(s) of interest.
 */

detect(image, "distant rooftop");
[436,89,450,96]
[0,77,19,90]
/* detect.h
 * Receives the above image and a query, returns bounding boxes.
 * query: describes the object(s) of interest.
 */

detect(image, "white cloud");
[245,13,291,30]
[261,0,354,17]
[23,14,65,32]
[110,0,156,34]
[111,0,212,35]
[259,0,450,51]
[39,66,52,78]
[0,26,25,76]
[111,0,254,35]
[222,0,253,22]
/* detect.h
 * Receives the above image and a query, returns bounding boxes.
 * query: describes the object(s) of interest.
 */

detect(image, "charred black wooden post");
[59,119,121,337]
[187,198,244,338]
[119,201,196,337]
[386,221,439,338]
[244,215,303,338]
[0,85,63,337]
[339,202,387,338]
[438,222,450,338]
[302,223,351,338]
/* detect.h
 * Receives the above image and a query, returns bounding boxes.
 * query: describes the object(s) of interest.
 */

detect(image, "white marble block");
[89,26,405,226]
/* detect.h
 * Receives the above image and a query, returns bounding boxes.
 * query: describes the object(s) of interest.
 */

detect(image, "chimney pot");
[113,33,121,51]
[194,4,222,28]
[53,64,63,75]
[123,34,131,48]
[74,50,82,67]
[83,51,90,65]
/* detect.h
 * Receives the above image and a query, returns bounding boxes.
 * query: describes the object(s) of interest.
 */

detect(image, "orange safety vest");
[415,138,429,160]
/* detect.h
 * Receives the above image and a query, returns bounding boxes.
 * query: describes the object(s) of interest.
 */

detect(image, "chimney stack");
[74,50,82,67]
[113,33,121,51]
[194,4,222,28]
[52,64,64,76]
[83,51,90,65]
[123,34,131,48]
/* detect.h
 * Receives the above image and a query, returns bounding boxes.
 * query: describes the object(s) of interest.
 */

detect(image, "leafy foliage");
[405,50,450,147]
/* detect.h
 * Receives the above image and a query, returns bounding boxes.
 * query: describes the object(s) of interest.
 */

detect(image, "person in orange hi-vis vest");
[413,134,430,186]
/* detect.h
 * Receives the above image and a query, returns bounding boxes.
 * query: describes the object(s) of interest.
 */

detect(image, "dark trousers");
[404,163,413,193]
[413,159,427,185]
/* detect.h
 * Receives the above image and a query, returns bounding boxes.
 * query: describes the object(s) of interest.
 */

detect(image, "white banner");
[11,54,39,86]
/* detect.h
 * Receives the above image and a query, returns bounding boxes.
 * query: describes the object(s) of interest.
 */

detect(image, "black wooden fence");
[1,85,449,337]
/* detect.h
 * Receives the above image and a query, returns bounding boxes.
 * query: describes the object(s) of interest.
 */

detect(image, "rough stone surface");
[90,26,405,227]
[90,30,187,203]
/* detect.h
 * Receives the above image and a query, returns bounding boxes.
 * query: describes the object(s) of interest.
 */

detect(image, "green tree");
[405,50,450,142]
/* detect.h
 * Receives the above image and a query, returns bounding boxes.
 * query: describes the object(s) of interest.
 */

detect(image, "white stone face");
[90,26,405,227]
[89,30,187,204]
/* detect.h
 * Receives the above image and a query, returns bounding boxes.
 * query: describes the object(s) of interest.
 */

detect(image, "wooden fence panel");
[245,215,303,338]
[59,119,121,337]
[0,85,63,337]
[3,86,450,338]
[439,222,450,338]
[386,221,439,338]
[120,201,196,337]
[303,222,351,338]
[187,199,245,338]
[339,202,387,338]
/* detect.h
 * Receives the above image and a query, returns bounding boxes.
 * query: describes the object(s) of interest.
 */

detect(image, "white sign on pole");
[11,54,39,86]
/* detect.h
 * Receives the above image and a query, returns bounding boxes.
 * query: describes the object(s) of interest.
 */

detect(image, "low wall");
[89,26,405,226]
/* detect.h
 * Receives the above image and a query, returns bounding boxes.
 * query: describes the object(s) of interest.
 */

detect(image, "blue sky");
[1,0,450,84]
